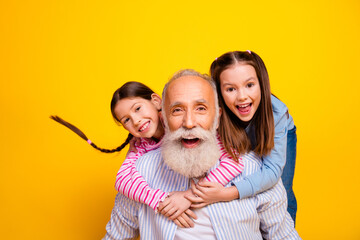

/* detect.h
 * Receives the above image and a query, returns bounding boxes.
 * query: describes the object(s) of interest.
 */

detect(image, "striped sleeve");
[204,135,244,186]
[103,193,140,240]
[114,138,168,212]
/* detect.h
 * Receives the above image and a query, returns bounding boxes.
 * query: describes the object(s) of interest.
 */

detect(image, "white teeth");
[238,103,250,108]
[183,135,197,140]
[139,122,149,132]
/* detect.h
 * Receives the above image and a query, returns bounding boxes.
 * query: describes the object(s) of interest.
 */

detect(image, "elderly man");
[103,69,300,240]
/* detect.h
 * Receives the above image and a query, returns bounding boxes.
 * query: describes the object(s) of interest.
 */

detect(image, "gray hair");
[161,69,219,129]
[162,69,218,108]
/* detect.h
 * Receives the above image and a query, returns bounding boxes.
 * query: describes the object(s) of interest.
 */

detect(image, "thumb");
[185,195,203,203]
[198,181,217,187]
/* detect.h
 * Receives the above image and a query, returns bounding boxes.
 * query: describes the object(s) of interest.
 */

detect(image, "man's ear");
[216,107,222,129]
[151,93,162,110]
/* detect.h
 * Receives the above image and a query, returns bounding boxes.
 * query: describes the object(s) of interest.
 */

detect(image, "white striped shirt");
[114,135,244,211]
[104,149,300,240]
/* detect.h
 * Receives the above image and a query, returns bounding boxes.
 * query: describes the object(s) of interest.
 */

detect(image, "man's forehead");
[165,75,214,103]
[169,99,209,108]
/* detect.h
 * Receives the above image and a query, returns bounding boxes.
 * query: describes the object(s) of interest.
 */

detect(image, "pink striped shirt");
[115,135,244,212]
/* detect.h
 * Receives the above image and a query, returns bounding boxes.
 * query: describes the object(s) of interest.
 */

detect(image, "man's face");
[161,75,220,178]
[163,75,217,148]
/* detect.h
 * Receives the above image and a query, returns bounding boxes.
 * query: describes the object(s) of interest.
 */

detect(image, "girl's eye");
[226,87,235,92]
[135,106,141,112]
[247,83,255,88]
[123,118,130,124]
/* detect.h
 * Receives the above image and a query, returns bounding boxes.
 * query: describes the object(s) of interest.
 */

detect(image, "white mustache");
[162,126,220,178]
[169,127,211,142]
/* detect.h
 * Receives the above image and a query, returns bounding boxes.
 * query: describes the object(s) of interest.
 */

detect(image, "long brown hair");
[210,51,274,159]
[50,82,156,153]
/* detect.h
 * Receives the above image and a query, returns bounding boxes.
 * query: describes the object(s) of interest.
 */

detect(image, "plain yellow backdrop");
[1,0,359,239]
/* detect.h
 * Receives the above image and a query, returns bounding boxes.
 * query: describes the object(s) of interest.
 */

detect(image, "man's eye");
[247,83,254,88]
[197,106,206,111]
[172,108,182,114]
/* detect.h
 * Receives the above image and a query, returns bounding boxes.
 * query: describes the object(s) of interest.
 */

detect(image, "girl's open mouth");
[237,103,252,115]
[139,121,150,132]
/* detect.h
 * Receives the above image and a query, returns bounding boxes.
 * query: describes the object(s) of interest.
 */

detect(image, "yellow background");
[1,0,359,239]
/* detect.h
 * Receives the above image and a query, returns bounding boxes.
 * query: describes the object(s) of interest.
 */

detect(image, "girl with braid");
[51,81,244,228]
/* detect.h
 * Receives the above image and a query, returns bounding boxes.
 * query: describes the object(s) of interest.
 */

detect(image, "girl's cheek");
[124,127,132,134]
[223,95,233,105]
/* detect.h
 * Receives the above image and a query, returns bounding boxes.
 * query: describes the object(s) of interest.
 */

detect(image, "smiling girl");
[188,51,297,223]
[51,82,168,211]
[51,81,245,227]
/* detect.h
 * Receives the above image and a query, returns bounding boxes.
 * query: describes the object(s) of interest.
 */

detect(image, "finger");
[185,209,198,220]
[190,179,197,191]
[169,209,183,220]
[185,195,204,203]
[164,207,177,218]
[198,181,217,187]
[180,213,194,228]
[195,186,207,195]
[160,203,173,215]
[190,181,200,194]
[177,216,190,228]
[191,186,205,198]
[173,219,183,228]
[198,177,205,183]
[191,203,207,209]
[158,199,170,212]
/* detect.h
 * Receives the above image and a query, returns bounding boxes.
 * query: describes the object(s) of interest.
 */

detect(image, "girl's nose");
[237,89,247,101]
[132,116,141,126]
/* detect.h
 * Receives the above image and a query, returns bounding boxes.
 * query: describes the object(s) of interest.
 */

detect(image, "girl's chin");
[236,113,255,122]
[140,130,156,139]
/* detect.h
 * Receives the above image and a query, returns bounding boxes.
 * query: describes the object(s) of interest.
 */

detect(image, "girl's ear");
[151,93,162,110]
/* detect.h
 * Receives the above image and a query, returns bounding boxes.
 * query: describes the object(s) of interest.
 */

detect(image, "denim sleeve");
[233,112,288,199]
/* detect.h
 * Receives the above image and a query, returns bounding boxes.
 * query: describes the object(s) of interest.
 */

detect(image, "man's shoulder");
[136,147,162,166]
[239,151,262,176]
[135,148,163,180]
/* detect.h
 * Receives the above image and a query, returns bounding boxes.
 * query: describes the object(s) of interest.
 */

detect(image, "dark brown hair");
[50,82,156,153]
[210,51,274,159]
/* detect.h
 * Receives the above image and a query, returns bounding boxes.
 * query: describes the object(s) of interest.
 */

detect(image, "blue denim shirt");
[233,95,295,199]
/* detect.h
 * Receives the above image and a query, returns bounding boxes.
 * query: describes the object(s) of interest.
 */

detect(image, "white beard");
[161,126,220,178]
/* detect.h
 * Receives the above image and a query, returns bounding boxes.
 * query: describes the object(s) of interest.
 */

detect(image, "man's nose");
[183,111,196,129]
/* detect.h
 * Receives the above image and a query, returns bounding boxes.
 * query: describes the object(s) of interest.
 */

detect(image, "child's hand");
[158,190,192,220]
[186,180,239,208]
[129,137,141,153]
[173,209,198,228]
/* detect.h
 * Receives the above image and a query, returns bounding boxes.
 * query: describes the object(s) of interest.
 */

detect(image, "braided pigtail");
[50,115,132,153]
[89,133,133,153]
